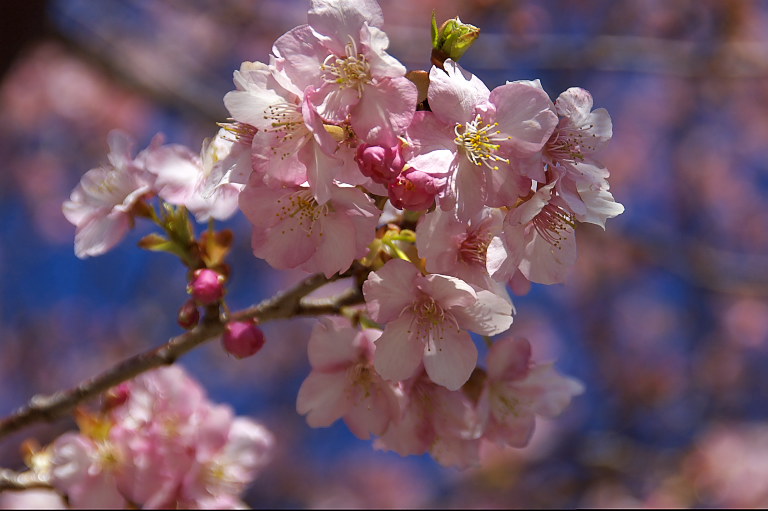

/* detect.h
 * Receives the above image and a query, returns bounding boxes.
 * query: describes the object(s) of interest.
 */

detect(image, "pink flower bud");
[355,143,404,185]
[222,320,265,359]
[388,168,445,211]
[188,269,225,306]
[177,298,200,329]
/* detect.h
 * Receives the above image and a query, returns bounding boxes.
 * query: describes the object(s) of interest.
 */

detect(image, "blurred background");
[1,0,768,508]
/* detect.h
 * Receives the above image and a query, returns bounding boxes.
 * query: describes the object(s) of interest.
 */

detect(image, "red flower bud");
[177,298,200,329]
[222,320,265,359]
[188,269,225,306]
[355,143,404,185]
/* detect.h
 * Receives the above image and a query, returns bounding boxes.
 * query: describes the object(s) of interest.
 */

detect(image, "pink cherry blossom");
[49,432,127,509]
[375,371,483,468]
[405,60,557,219]
[487,181,578,285]
[141,137,242,222]
[48,366,274,509]
[297,318,402,439]
[239,178,379,277]
[478,337,584,447]
[518,85,620,220]
[416,206,503,289]
[363,258,513,390]
[272,0,417,145]
[62,130,154,258]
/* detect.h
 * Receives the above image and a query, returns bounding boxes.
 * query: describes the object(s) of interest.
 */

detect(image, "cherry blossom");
[416,206,503,290]
[375,371,483,468]
[487,181,579,285]
[62,130,154,258]
[272,0,417,145]
[405,60,557,219]
[363,258,513,390]
[297,318,402,439]
[239,178,379,277]
[478,337,584,447]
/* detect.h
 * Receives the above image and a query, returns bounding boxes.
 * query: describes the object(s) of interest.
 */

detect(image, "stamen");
[319,37,372,95]
[261,101,309,160]
[275,190,331,237]
[458,230,491,266]
[532,202,576,248]
[454,114,511,170]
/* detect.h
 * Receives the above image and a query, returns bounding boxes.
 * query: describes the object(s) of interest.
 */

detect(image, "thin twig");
[0,271,364,440]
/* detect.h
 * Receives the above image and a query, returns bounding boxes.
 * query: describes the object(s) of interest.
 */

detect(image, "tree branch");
[0,271,364,440]
[0,469,52,492]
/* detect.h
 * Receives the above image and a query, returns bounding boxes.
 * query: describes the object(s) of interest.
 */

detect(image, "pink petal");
[352,77,416,145]
[428,60,490,126]
[308,0,384,52]
[422,327,477,390]
[307,318,358,370]
[296,372,349,427]
[374,315,424,382]
[363,259,420,323]
[486,337,531,381]
[491,82,558,157]
[451,289,514,336]
[418,274,476,309]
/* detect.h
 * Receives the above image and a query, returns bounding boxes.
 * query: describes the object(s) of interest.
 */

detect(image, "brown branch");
[0,271,364,440]
[0,469,52,492]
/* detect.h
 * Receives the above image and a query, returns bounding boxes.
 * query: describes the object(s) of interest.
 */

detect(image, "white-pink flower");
[478,337,584,447]
[62,130,154,258]
[363,258,513,390]
[272,0,417,145]
[141,136,242,222]
[239,178,379,277]
[405,60,557,219]
[487,181,578,285]
[416,206,503,290]
[375,371,483,468]
[50,432,127,509]
[296,318,402,439]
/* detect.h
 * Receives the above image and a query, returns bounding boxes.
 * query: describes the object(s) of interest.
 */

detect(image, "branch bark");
[0,469,52,492]
[0,271,365,440]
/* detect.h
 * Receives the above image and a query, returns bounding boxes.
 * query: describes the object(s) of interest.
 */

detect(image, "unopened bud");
[222,320,266,359]
[388,168,446,211]
[178,298,200,329]
[431,14,480,65]
[188,268,225,306]
[355,143,405,185]
[104,382,131,410]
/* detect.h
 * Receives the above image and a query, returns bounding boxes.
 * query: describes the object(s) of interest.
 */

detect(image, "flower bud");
[222,320,265,359]
[432,14,480,64]
[177,298,200,329]
[388,168,445,211]
[188,268,225,306]
[355,143,404,185]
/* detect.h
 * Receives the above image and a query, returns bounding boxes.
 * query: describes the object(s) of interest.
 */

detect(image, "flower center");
[261,101,308,159]
[458,230,491,266]
[532,202,575,248]
[545,123,597,163]
[454,114,511,170]
[275,190,331,237]
[408,295,459,352]
[320,38,372,95]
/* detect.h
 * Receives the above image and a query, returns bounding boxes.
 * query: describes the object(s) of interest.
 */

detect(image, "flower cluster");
[60,0,623,473]
[27,366,274,509]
